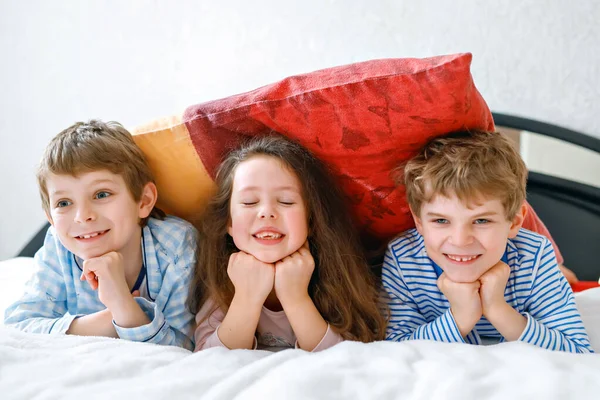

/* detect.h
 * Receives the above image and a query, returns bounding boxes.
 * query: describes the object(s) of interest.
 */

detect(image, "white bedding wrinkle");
[1,257,599,400]
[0,326,599,400]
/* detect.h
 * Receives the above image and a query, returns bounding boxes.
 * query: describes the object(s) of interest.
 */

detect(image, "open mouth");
[444,254,481,263]
[253,232,284,240]
[75,229,109,240]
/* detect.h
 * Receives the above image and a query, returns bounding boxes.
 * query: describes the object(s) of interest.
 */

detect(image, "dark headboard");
[493,113,600,281]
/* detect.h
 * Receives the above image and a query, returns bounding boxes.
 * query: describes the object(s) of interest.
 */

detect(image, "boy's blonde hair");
[37,120,164,225]
[399,130,527,220]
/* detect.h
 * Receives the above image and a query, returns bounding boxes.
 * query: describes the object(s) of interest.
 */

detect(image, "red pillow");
[184,53,492,249]
[132,53,563,262]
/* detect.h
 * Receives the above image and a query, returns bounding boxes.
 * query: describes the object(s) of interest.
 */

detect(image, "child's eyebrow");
[49,179,117,196]
[89,179,118,186]
[425,211,500,218]
[424,212,449,218]
[471,211,500,218]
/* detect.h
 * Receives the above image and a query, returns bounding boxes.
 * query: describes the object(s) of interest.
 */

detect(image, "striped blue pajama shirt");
[382,228,593,353]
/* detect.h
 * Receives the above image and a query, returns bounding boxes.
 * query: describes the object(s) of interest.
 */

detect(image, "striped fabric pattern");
[382,228,593,353]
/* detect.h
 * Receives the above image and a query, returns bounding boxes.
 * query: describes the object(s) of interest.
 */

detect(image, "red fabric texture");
[571,281,600,292]
[182,53,563,262]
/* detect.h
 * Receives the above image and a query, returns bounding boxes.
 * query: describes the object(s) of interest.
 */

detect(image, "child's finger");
[87,276,98,290]
[82,270,98,290]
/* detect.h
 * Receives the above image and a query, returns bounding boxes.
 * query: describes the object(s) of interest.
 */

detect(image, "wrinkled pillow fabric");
[131,52,563,262]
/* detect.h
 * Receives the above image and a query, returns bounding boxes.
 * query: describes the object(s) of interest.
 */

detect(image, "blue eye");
[474,219,490,224]
[434,218,449,224]
[95,191,111,200]
[56,200,72,208]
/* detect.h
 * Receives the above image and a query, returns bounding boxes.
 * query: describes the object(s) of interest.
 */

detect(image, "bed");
[1,113,599,399]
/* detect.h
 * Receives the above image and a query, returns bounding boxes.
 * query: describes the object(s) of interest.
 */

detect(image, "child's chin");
[71,248,106,261]
[254,250,297,264]
[253,252,284,264]
[444,270,482,284]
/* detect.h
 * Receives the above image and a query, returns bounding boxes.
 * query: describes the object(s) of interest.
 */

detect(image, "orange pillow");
[131,53,563,262]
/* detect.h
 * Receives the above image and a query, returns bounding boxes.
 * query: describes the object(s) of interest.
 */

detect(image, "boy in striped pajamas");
[382,130,593,353]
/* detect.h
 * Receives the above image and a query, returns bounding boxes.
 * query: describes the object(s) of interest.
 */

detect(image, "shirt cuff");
[113,297,165,343]
[294,324,344,352]
[441,309,468,343]
[517,312,538,344]
[50,312,81,334]
[209,325,257,350]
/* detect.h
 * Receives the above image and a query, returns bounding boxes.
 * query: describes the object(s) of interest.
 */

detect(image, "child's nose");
[74,203,97,223]
[449,227,473,246]
[258,204,277,219]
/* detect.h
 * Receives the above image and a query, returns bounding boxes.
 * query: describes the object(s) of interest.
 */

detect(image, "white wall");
[1,0,599,260]
[521,132,600,188]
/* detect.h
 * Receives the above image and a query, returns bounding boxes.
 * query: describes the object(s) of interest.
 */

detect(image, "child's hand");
[227,251,275,305]
[274,241,315,306]
[478,260,510,318]
[437,273,482,338]
[80,252,131,310]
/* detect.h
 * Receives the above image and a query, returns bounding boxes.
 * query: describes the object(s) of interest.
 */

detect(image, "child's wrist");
[232,291,265,309]
[279,293,312,313]
[107,295,140,324]
[451,309,479,323]
[482,301,511,322]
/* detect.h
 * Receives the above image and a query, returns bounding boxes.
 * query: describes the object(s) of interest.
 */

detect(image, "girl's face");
[228,155,309,263]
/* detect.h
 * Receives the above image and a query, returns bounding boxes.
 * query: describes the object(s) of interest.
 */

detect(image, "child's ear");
[410,207,424,234]
[138,182,159,219]
[508,202,528,238]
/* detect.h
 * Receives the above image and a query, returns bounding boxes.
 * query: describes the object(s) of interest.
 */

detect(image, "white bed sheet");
[1,257,599,400]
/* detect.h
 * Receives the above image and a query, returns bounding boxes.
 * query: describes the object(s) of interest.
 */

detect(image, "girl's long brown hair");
[188,135,386,342]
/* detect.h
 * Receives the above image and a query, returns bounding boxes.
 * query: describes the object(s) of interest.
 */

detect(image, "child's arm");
[106,225,200,350]
[3,228,114,335]
[437,274,483,338]
[499,240,592,353]
[195,251,275,351]
[279,295,342,351]
[382,248,481,343]
[79,252,151,331]
[275,242,342,351]
[479,261,527,341]
[194,296,262,351]
[66,309,118,337]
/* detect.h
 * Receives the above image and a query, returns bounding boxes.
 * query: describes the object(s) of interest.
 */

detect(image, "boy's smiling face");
[45,170,154,261]
[413,193,526,283]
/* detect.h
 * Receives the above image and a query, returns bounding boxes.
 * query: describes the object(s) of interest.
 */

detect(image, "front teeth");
[79,232,101,239]
[447,255,478,262]
[255,232,282,239]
